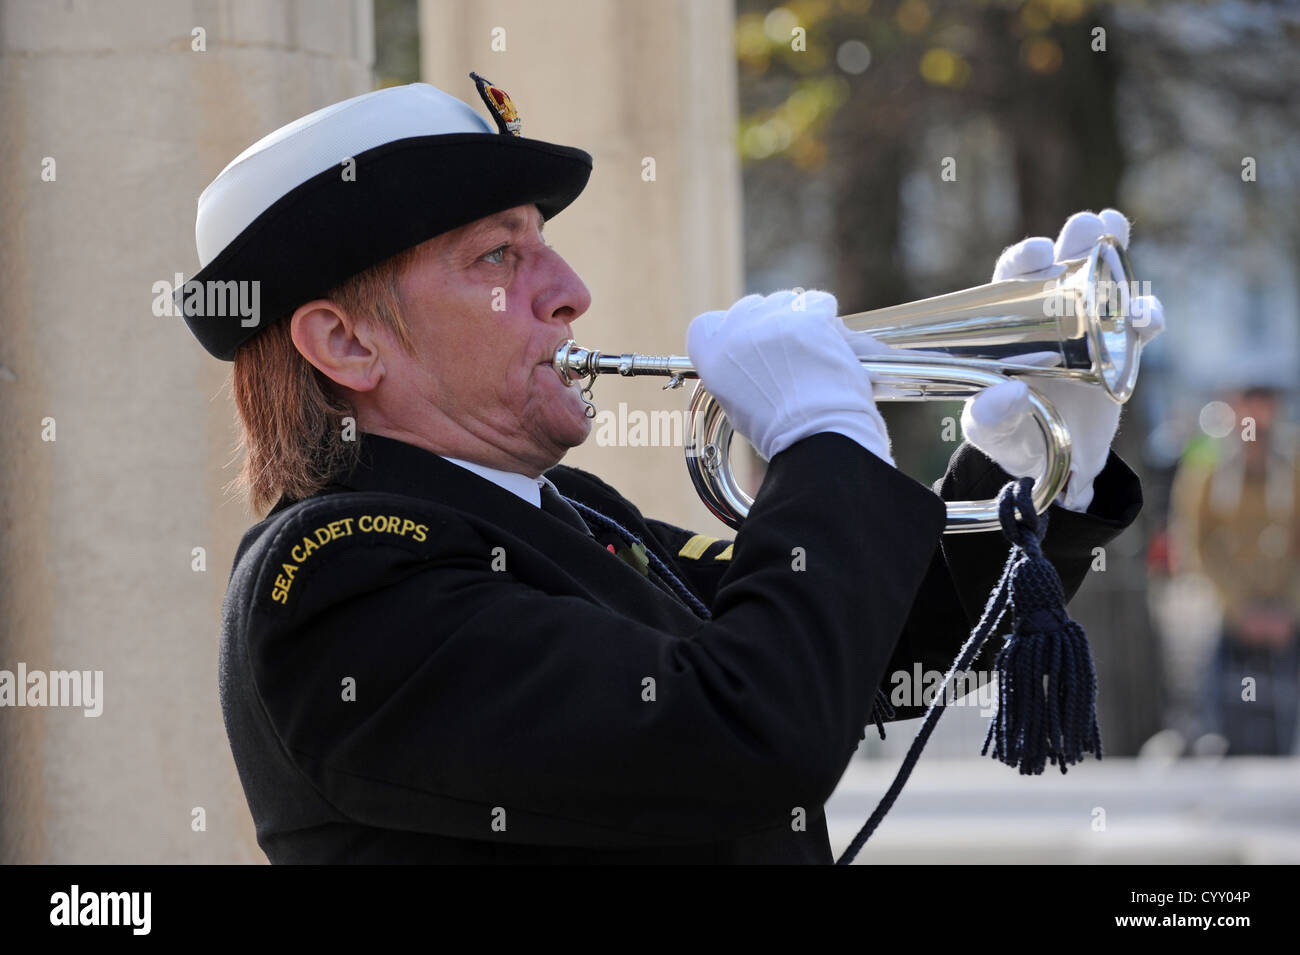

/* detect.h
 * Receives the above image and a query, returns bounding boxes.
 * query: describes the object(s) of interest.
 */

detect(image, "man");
[1170,381,1300,754]
[184,76,1160,863]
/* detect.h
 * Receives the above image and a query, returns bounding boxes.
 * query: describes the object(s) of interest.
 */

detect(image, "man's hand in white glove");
[961,209,1165,512]
[686,290,894,465]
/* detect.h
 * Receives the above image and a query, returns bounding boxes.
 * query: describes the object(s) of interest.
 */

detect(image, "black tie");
[539,482,592,536]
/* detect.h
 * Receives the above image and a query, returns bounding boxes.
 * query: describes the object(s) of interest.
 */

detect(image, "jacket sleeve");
[878,441,1144,721]
[236,433,947,849]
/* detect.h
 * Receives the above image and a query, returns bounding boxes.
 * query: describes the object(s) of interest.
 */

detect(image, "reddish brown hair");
[230,247,420,513]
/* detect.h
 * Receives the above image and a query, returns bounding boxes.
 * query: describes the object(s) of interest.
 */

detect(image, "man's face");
[1233,389,1278,432]
[377,204,593,473]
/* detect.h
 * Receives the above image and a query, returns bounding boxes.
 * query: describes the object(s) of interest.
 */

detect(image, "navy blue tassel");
[837,476,1100,865]
[981,480,1102,775]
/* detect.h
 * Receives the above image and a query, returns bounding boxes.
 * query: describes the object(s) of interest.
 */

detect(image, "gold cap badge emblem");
[470,72,522,136]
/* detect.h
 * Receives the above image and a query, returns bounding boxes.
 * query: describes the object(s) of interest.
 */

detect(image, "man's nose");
[535,249,592,325]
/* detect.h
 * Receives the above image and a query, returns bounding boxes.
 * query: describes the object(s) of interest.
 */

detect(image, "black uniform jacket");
[218,431,1142,864]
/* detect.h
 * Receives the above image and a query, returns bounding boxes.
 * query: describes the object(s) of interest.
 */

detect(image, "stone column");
[421,0,745,530]
[0,0,373,863]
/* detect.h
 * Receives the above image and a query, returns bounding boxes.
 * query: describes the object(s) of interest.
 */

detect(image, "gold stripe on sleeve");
[677,534,720,560]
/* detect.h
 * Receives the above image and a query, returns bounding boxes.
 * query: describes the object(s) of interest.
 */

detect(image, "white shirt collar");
[440,455,547,507]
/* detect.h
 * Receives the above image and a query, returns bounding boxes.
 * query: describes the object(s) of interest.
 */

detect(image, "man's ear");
[289,299,384,393]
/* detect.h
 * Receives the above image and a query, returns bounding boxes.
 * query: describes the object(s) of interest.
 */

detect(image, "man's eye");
[482,245,508,264]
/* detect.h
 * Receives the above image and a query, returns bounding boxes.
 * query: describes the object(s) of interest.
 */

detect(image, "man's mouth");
[541,341,583,382]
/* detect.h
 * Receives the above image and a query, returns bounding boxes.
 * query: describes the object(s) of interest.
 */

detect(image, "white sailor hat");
[183,73,591,360]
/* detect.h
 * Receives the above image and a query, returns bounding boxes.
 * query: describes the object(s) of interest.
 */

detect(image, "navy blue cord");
[837,537,1017,865]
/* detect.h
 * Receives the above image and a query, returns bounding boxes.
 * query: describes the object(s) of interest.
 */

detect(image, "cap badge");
[470,72,522,136]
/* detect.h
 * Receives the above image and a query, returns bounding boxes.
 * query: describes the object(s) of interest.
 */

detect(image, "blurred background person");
[1168,377,1300,756]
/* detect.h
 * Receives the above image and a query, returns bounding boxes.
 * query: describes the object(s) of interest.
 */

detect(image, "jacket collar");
[442,454,544,507]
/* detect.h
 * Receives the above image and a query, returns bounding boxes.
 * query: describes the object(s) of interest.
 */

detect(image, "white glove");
[686,290,894,465]
[962,209,1166,512]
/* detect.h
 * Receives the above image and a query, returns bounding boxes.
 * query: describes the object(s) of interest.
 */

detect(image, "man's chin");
[533,366,594,448]
[528,406,591,458]
[552,412,593,450]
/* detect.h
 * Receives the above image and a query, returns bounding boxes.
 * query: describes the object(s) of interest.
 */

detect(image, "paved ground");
[826,755,1300,863]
